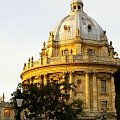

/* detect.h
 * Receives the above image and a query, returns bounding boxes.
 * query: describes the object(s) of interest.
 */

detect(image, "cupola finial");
[70,0,84,13]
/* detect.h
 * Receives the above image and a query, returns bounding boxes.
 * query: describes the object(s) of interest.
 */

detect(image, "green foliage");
[10,81,83,120]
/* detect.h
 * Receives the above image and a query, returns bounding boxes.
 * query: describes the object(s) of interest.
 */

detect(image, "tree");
[10,81,83,120]
[23,84,43,120]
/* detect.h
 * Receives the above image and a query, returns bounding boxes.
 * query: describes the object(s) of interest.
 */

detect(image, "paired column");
[30,77,34,84]
[111,76,116,111]
[85,72,90,111]
[62,72,66,82]
[93,72,98,111]
[44,74,47,85]
[34,76,39,84]
[69,72,74,98]
[39,75,43,85]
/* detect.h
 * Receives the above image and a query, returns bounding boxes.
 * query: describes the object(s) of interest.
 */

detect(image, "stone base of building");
[79,112,117,120]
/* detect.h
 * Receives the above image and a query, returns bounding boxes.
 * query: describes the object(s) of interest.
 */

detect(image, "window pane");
[101,80,106,93]
[102,101,107,108]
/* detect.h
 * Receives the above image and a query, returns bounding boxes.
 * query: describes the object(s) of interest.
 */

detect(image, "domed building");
[20,0,120,118]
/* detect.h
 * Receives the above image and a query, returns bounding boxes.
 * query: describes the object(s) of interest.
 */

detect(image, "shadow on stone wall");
[113,69,120,120]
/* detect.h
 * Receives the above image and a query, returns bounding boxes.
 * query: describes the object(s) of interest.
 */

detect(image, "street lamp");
[16,89,23,120]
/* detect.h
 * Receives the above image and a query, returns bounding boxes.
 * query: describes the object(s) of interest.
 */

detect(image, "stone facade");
[0,101,15,120]
[20,0,120,118]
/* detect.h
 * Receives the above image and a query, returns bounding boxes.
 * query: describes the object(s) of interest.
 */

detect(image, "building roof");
[71,0,83,4]
[51,0,107,41]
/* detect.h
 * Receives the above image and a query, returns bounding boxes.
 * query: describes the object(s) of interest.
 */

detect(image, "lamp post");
[15,89,23,120]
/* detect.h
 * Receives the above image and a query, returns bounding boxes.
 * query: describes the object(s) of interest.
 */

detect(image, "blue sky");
[0,0,120,101]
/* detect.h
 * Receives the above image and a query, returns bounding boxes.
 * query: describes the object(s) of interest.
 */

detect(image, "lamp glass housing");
[16,98,23,107]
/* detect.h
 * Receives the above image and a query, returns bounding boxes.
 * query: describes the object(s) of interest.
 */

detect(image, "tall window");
[101,101,107,108]
[4,109,10,118]
[101,80,107,93]
[76,79,82,93]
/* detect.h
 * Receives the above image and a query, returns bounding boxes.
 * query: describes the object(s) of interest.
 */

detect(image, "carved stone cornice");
[97,73,111,79]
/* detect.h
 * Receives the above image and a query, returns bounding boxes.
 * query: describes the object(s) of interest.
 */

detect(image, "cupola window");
[74,6,76,9]
[64,25,70,32]
[70,0,84,13]
[64,25,67,30]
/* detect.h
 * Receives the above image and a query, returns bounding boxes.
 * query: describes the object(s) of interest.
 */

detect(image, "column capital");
[69,71,74,74]
[92,71,98,74]
[85,71,91,74]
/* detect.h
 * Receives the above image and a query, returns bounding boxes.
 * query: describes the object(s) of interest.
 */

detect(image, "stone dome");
[52,0,107,41]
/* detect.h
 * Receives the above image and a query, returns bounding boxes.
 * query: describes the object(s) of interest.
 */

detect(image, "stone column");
[93,72,98,111]
[69,71,74,83]
[34,76,39,84]
[30,77,34,84]
[69,71,74,98]
[44,74,47,85]
[39,75,42,84]
[60,72,66,94]
[111,76,116,111]
[76,44,81,55]
[85,72,90,111]
[63,72,65,82]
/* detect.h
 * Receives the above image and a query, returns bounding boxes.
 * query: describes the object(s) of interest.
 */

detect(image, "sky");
[0,0,120,101]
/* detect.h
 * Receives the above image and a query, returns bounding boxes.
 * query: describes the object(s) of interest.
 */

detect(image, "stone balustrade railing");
[23,55,120,71]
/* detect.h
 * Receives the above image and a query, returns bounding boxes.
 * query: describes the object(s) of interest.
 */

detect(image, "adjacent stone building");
[20,0,120,118]
[0,95,15,120]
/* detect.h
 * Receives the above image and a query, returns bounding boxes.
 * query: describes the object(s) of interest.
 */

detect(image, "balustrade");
[23,55,120,71]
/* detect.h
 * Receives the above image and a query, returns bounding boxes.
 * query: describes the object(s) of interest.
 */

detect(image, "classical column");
[69,71,74,83]
[39,75,41,83]
[62,72,66,82]
[34,76,39,84]
[30,77,34,84]
[44,74,47,85]
[39,75,42,84]
[85,72,90,111]
[111,76,116,111]
[93,72,98,112]
[69,71,74,98]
